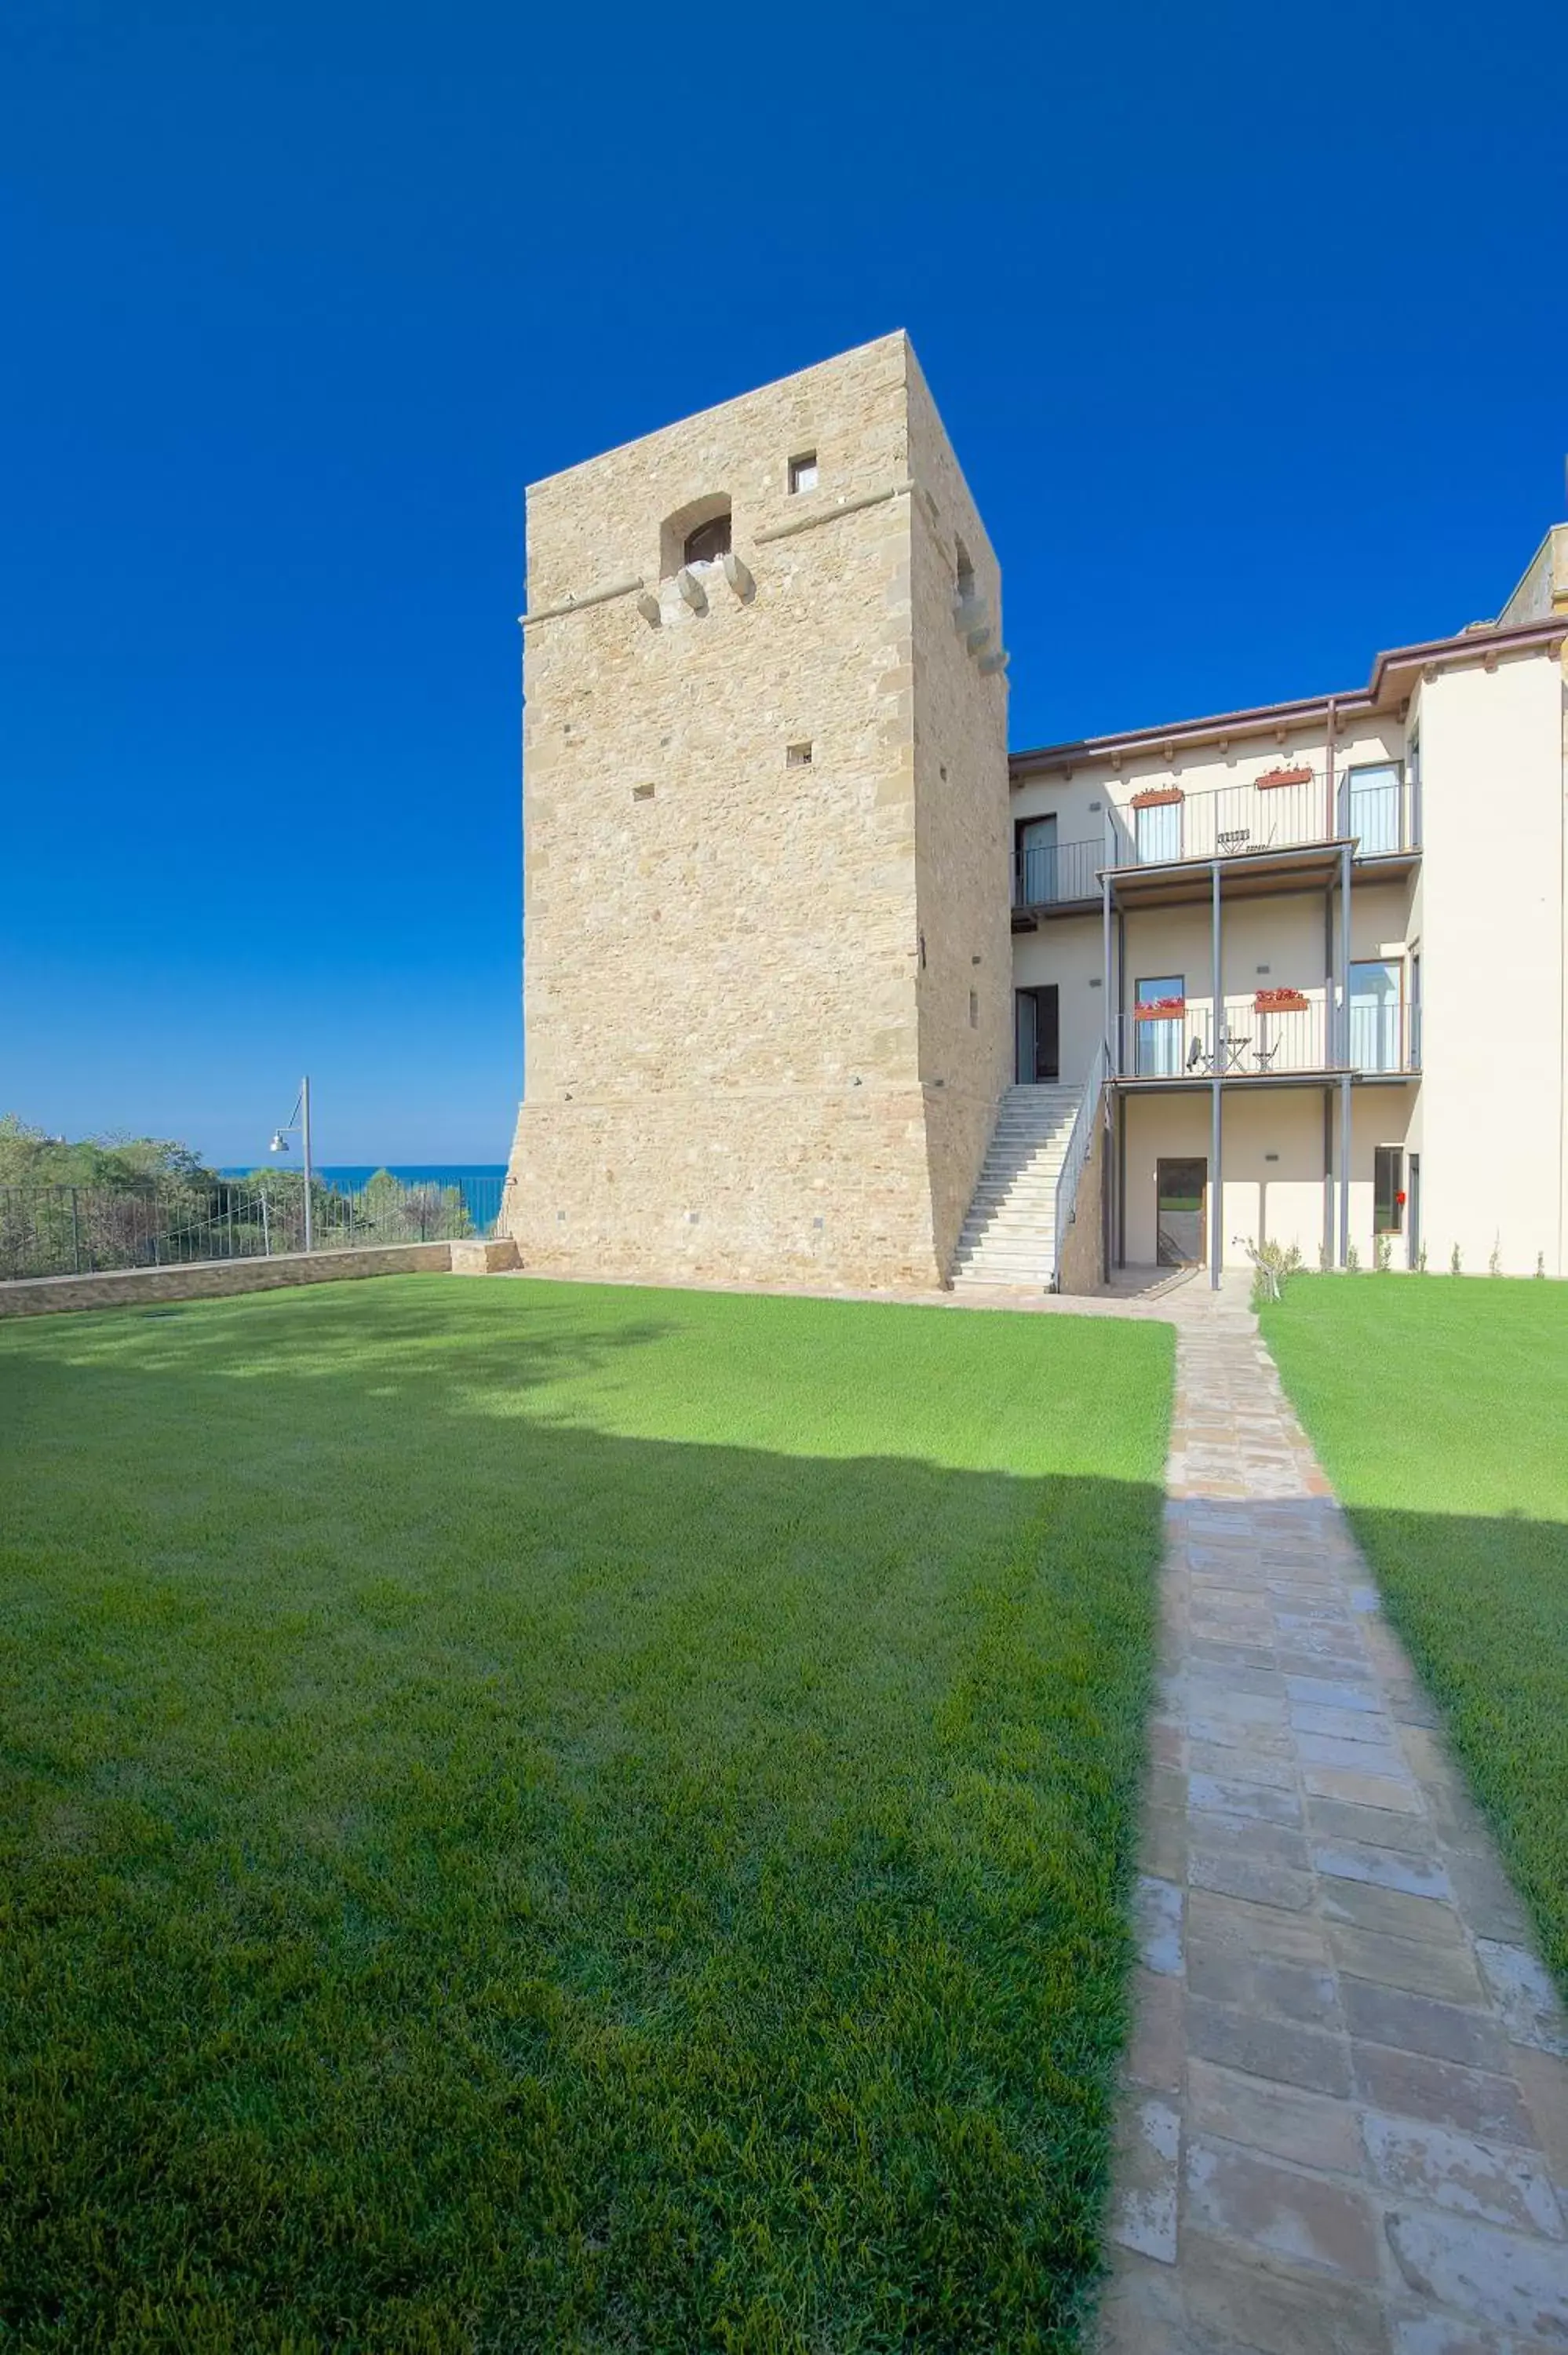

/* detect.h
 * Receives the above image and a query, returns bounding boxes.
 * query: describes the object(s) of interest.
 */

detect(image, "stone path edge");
[1094,1276,1568,2355]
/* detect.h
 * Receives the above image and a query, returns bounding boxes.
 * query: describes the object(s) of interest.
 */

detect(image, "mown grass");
[0,1277,1172,2353]
[1262,1274,1568,1991]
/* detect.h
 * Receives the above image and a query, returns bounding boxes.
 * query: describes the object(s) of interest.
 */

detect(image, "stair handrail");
[1051,1039,1108,1290]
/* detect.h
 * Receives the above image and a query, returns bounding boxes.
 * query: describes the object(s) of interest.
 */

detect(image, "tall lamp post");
[269,1075,314,1252]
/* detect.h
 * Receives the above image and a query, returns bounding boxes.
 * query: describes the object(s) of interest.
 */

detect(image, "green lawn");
[1262,1275,1568,1989]
[0,1277,1171,2353]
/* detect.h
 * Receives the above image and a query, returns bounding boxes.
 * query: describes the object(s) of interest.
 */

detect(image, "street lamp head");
[269,1132,290,1153]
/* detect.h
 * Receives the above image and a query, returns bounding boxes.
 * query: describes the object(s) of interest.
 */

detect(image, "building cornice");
[1008,616,1567,780]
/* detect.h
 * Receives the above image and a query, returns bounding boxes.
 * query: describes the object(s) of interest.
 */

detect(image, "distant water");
[312,1164,508,1192]
[220,1163,508,1220]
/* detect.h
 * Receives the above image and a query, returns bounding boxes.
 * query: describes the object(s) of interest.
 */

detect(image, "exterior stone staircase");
[950,1083,1085,1292]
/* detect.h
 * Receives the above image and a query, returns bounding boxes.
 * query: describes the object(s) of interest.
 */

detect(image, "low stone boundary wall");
[0,1241,455,1320]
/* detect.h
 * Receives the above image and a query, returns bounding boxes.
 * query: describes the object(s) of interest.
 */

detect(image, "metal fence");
[1013,837,1103,907]
[0,1172,507,1284]
[1111,994,1421,1081]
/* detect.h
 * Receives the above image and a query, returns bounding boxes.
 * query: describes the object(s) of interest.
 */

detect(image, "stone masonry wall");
[507,334,1015,1291]
[1056,1096,1108,1295]
[906,345,1013,1275]
[509,334,968,1289]
[0,1242,454,1319]
[505,1085,939,1287]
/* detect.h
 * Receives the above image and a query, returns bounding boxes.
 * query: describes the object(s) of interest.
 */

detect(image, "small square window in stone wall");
[633,784,655,801]
[786,743,813,767]
[789,451,818,494]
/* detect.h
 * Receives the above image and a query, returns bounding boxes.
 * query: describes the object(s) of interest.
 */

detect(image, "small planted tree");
[1236,1236,1303,1309]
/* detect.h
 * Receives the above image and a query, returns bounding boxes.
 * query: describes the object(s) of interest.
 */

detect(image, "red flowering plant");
[1254,987,1310,1013]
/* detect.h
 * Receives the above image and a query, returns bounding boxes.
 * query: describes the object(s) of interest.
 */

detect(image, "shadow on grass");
[0,1287,1168,2355]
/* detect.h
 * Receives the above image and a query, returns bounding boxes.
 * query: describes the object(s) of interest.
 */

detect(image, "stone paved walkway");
[1099,1288,1568,2354]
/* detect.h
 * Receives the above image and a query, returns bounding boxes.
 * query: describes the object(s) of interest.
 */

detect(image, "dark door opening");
[1015,985,1059,1083]
[1157,1158,1207,1266]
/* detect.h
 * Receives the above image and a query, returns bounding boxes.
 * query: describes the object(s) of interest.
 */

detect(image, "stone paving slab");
[1099,1283,1568,2354]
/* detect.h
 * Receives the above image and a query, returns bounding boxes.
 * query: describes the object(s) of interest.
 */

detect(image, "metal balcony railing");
[1112,993,1421,1080]
[1105,770,1418,871]
[1013,838,1103,907]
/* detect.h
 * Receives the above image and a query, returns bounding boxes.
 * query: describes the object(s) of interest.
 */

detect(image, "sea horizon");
[220,1163,508,1184]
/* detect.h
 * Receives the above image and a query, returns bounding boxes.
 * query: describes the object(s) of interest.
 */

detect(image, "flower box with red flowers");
[1134,995,1187,1019]
[1254,988,1309,1013]
[1256,765,1314,790]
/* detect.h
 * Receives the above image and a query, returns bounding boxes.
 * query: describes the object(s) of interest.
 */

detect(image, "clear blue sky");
[3,1,1563,1166]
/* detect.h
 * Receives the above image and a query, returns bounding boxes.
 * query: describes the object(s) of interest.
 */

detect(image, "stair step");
[951,1253,1050,1272]
[953,1276,1049,1291]
[948,1080,1098,1292]
[972,1167,1067,1185]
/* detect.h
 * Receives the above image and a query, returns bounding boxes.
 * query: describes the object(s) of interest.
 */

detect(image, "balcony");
[1105,767,1419,909]
[1012,836,1103,919]
[1013,769,1419,923]
[1110,991,1421,1085]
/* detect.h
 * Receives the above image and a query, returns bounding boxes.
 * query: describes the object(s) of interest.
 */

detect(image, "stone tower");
[505,332,1012,1289]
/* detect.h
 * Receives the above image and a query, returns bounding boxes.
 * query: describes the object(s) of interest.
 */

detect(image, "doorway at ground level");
[1015,985,1059,1083]
[1157,1158,1207,1265]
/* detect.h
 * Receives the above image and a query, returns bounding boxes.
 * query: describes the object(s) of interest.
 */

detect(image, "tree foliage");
[0,1114,212,1192]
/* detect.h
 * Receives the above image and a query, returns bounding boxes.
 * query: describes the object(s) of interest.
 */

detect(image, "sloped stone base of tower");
[505,1087,954,1291]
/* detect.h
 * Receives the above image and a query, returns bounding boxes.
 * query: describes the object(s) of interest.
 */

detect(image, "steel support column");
[1210,860,1223,1288]
[1103,870,1121,1272]
[1101,871,1113,1053]
[1338,842,1352,1264]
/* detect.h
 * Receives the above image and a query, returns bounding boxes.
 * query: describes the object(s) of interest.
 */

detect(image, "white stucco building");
[1000,523,1568,1284]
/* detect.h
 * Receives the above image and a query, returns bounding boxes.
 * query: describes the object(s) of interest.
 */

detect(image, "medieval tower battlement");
[505,331,1013,1287]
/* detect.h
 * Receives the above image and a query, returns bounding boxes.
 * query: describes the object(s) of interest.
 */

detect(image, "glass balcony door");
[1135,974,1185,1078]
[1135,799,1182,863]
[1348,763,1402,855]
[1349,960,1402,1072]
[1016,814,1059,904]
